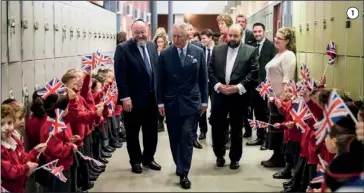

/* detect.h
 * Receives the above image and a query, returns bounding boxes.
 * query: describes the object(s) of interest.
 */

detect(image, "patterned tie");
[141,46,153,91]
[179,48,185,66]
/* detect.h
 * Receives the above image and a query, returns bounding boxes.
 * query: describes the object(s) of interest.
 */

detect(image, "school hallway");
[91,126,285,192]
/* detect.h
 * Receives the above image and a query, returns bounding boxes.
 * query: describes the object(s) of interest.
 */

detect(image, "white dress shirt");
[213,45,246,95]
[241,28,246,44]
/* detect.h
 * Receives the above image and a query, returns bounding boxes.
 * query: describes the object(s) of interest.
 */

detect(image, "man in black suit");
[114,19,161,174]
[156,22,208,189]
[246,23,277,150]
[208,24,258,169]
[236,14,255,46]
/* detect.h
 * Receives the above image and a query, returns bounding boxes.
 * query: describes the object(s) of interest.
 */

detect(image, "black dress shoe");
[243,132,252,138]
[143,161,161,170]
[131,164,142,174]
[283,180,293,187]
[110,141,123,148]
[101,151,112,158]
[103,146,115,152]
[180,176,191,189]
[246,139,263,146]
[193,140,203,149]
[158,123,165,132]
[198,132,206,140]
[216,157,225,167]
[260,143,267,151]
[99,157,109,164]
[120,138,127,142]
[89,174,98,181]
[81,182,94,191]
[230,161,240,170]
[273,171,292,179]
[90,166,103,174]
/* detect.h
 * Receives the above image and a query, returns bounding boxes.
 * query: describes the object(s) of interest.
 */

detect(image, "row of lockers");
[292,1,363,56]
[1,1,117,63]
[296,53,364,100]
[1,52,114,101]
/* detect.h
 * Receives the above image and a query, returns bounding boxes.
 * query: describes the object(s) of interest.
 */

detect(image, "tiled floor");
[91,127,286,192]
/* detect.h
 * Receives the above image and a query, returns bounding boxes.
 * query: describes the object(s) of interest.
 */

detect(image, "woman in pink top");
[261,27,297,169]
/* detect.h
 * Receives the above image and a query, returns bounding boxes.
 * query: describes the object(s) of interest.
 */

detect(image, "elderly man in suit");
[156,22,208,189]
[208,24,259,170]
[114,19,161,174]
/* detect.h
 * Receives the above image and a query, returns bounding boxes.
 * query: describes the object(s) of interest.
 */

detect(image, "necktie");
[207,48,211,64]
[179,48,185,66]
[141,46,153,90]
[256,43,261,56]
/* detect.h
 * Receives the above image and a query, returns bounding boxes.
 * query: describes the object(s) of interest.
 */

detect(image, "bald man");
[208,24,259,169]
[114,19,161,174]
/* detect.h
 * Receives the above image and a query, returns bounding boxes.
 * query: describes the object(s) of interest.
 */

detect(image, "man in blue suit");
[156,23,209,189]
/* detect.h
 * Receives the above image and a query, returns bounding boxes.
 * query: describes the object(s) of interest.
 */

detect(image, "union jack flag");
[305,77,317,91]
[256,78,273,100]
[310,155,328,184]
[37,78,66,99]
[43,161,67,183]
[1,186,9,192]
[77,151,105,166]
[99,55,114,67]
[326,41,336,65]
[296,81,308,97]
[286,80,297,96]
[81,55,95,71]
[248,119,257,129]
[314,90,351,145]
[290,99,313,133]
[48,109,67,135]
[94,50,109,66]
[300,63,310,81]
[103,92,115,111]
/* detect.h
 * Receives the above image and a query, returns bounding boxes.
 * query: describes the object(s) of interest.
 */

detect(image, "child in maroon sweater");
[1,104,47,193]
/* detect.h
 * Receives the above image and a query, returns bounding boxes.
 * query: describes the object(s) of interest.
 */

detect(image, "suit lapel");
[172,46,183,70]
[231,45,244,73]
[130,40,148,73]
[146,42,155,70]
[183,43,192,67]
[221,45,229,74]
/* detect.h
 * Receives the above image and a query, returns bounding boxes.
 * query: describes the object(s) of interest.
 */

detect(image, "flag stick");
[33,159,59,171]
[37,134,52,159]
[323,63,329,76]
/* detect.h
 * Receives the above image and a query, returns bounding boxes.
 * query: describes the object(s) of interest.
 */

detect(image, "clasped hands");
[217,84,239,95]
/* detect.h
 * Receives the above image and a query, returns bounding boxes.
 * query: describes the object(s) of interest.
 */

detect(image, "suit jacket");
[114,38,158,109]
[208,44,259,93]
[256,38,277,82]
[190,40,204,49]
[156,43,208,117]
[244,29,255,46]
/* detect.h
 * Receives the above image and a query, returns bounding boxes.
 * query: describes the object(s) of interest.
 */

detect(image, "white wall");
[157,1,227,14]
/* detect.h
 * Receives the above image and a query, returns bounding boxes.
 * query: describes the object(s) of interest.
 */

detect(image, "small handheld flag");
[37,78,66,99]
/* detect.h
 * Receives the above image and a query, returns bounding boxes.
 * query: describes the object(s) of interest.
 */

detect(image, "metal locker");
[61,3,70,57]
[68,56,78,69]
[76,10,84,56]
[54,2,62,58]
[346,1,363,57]
[45,58,55,81]
[1,64,9,100]
[62,57,70,73]
[68,6,77,56]
[2,1,8,63]
[306,1,315,53]
[33,1,45,60]
[34,60,46,91]
[44,1,54,59]
[53,58,63,79]
[328,1,347,55]
[299,2,307,52]
[88,11,95,54]
[332,57,346,91]
[314,1,324,53]
[8,1,22,63]
[346,57,362,99]
[8,62,23,100]
[21,1,34,62]
[22,61,35,97]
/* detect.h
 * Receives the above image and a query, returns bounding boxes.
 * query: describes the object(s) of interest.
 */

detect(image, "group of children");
[1,67,126,192]
[262,75,364,192]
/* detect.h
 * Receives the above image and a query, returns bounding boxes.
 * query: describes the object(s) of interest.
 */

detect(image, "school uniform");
[26,114,47,150]
[1,135,38,192]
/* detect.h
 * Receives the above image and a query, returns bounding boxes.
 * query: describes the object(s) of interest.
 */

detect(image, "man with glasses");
[114,19,161,174]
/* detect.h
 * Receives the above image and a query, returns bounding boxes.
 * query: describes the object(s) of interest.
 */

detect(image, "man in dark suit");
[208,24,258,170]
[156,23,208,189]
[114,19,161,174]
[246,23,277,150]
[236,14,255,46]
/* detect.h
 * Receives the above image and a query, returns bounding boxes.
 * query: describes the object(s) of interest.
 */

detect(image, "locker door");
[45,59,55,81]
[346,1,362,57]
[1,1,8,64]
[314,1,325,53]
[327,1,346,55]
[62,57,70,73]
[54,58,63,79]
[33,1,45,60]
[292,2,301,52]
[1,64,9,100]
[68,56,78,69]
[8,1,22,63]
[332,56,346,91]
[88,11,95,54]
[8,62,23,100]
[77,10,84,56]
[346,57,362,99]
[61,3,70,57]
[44,1,54,59]
[54,1,62,57]
[68,6,77,56]
[34,60,46,91]
[21,1,34,61]
[22,61,35,98]
[306,1,315,53]
[299,2,307,52]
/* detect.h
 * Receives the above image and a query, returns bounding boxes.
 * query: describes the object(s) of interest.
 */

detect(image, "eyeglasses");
[274,36,285,41]
[134,31,146,35]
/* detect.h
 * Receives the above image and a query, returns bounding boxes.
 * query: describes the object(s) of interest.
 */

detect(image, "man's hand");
[159,107,165,117]
[285,121,295,129]
[356,122,364,141]
[217,84,229,95]
[225,85,239,95]
[201,106,207,116]
[122,99,133,112]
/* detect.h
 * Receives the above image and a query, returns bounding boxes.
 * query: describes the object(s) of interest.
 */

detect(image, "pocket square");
[192,59,198,63]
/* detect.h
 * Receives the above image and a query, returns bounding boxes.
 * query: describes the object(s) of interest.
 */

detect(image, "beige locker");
[21,1,34,61]
[299,2,307,52]
[313,53,324,80]
[68,6,77,56]
[346,57,362,99]
[1,64,9,100]
[86,10,93,54]
[44,1,54,59]
[306,1,315,53]
[61,3,70,57]
[54,58,63,79]
[8,62,23,100]
[34,60,46,91]
[346,1,363,57]
[45,58,55,82]
[76,10,84,55]
[314,1,325,53]
[327,1,347,56]
[54,1,62,58]
[62,57,70,74]
[22,61,35,98]
[332,56,346,91]
[8,1,22,63]
[306,53,315,77]
[2,1,8,63]
[293,2,302,52]
[69,56,79,69]
[33,1,45,60]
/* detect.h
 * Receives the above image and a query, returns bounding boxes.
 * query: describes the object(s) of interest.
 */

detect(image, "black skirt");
[282,141,301,165]
[266,103,285,150]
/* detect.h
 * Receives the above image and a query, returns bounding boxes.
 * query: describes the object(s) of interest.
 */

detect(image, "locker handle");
[22,19,28,29]
[94,32,97,38]
[54,24,59,31]
[62,25,67,32]
[314,20,318,25]
[44,21,49,31]
[8,17,16,34]
[9,89,14,99]
[102,32,105,39]
[323,19,327,30]
[34,84,40,91]
[306,23,309,31]
[98,32,101,38]
[77,28,80,37]
[106,33,109,39]
[22,87,29,97]
[83,29,87,38]
[34,21,39,30]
